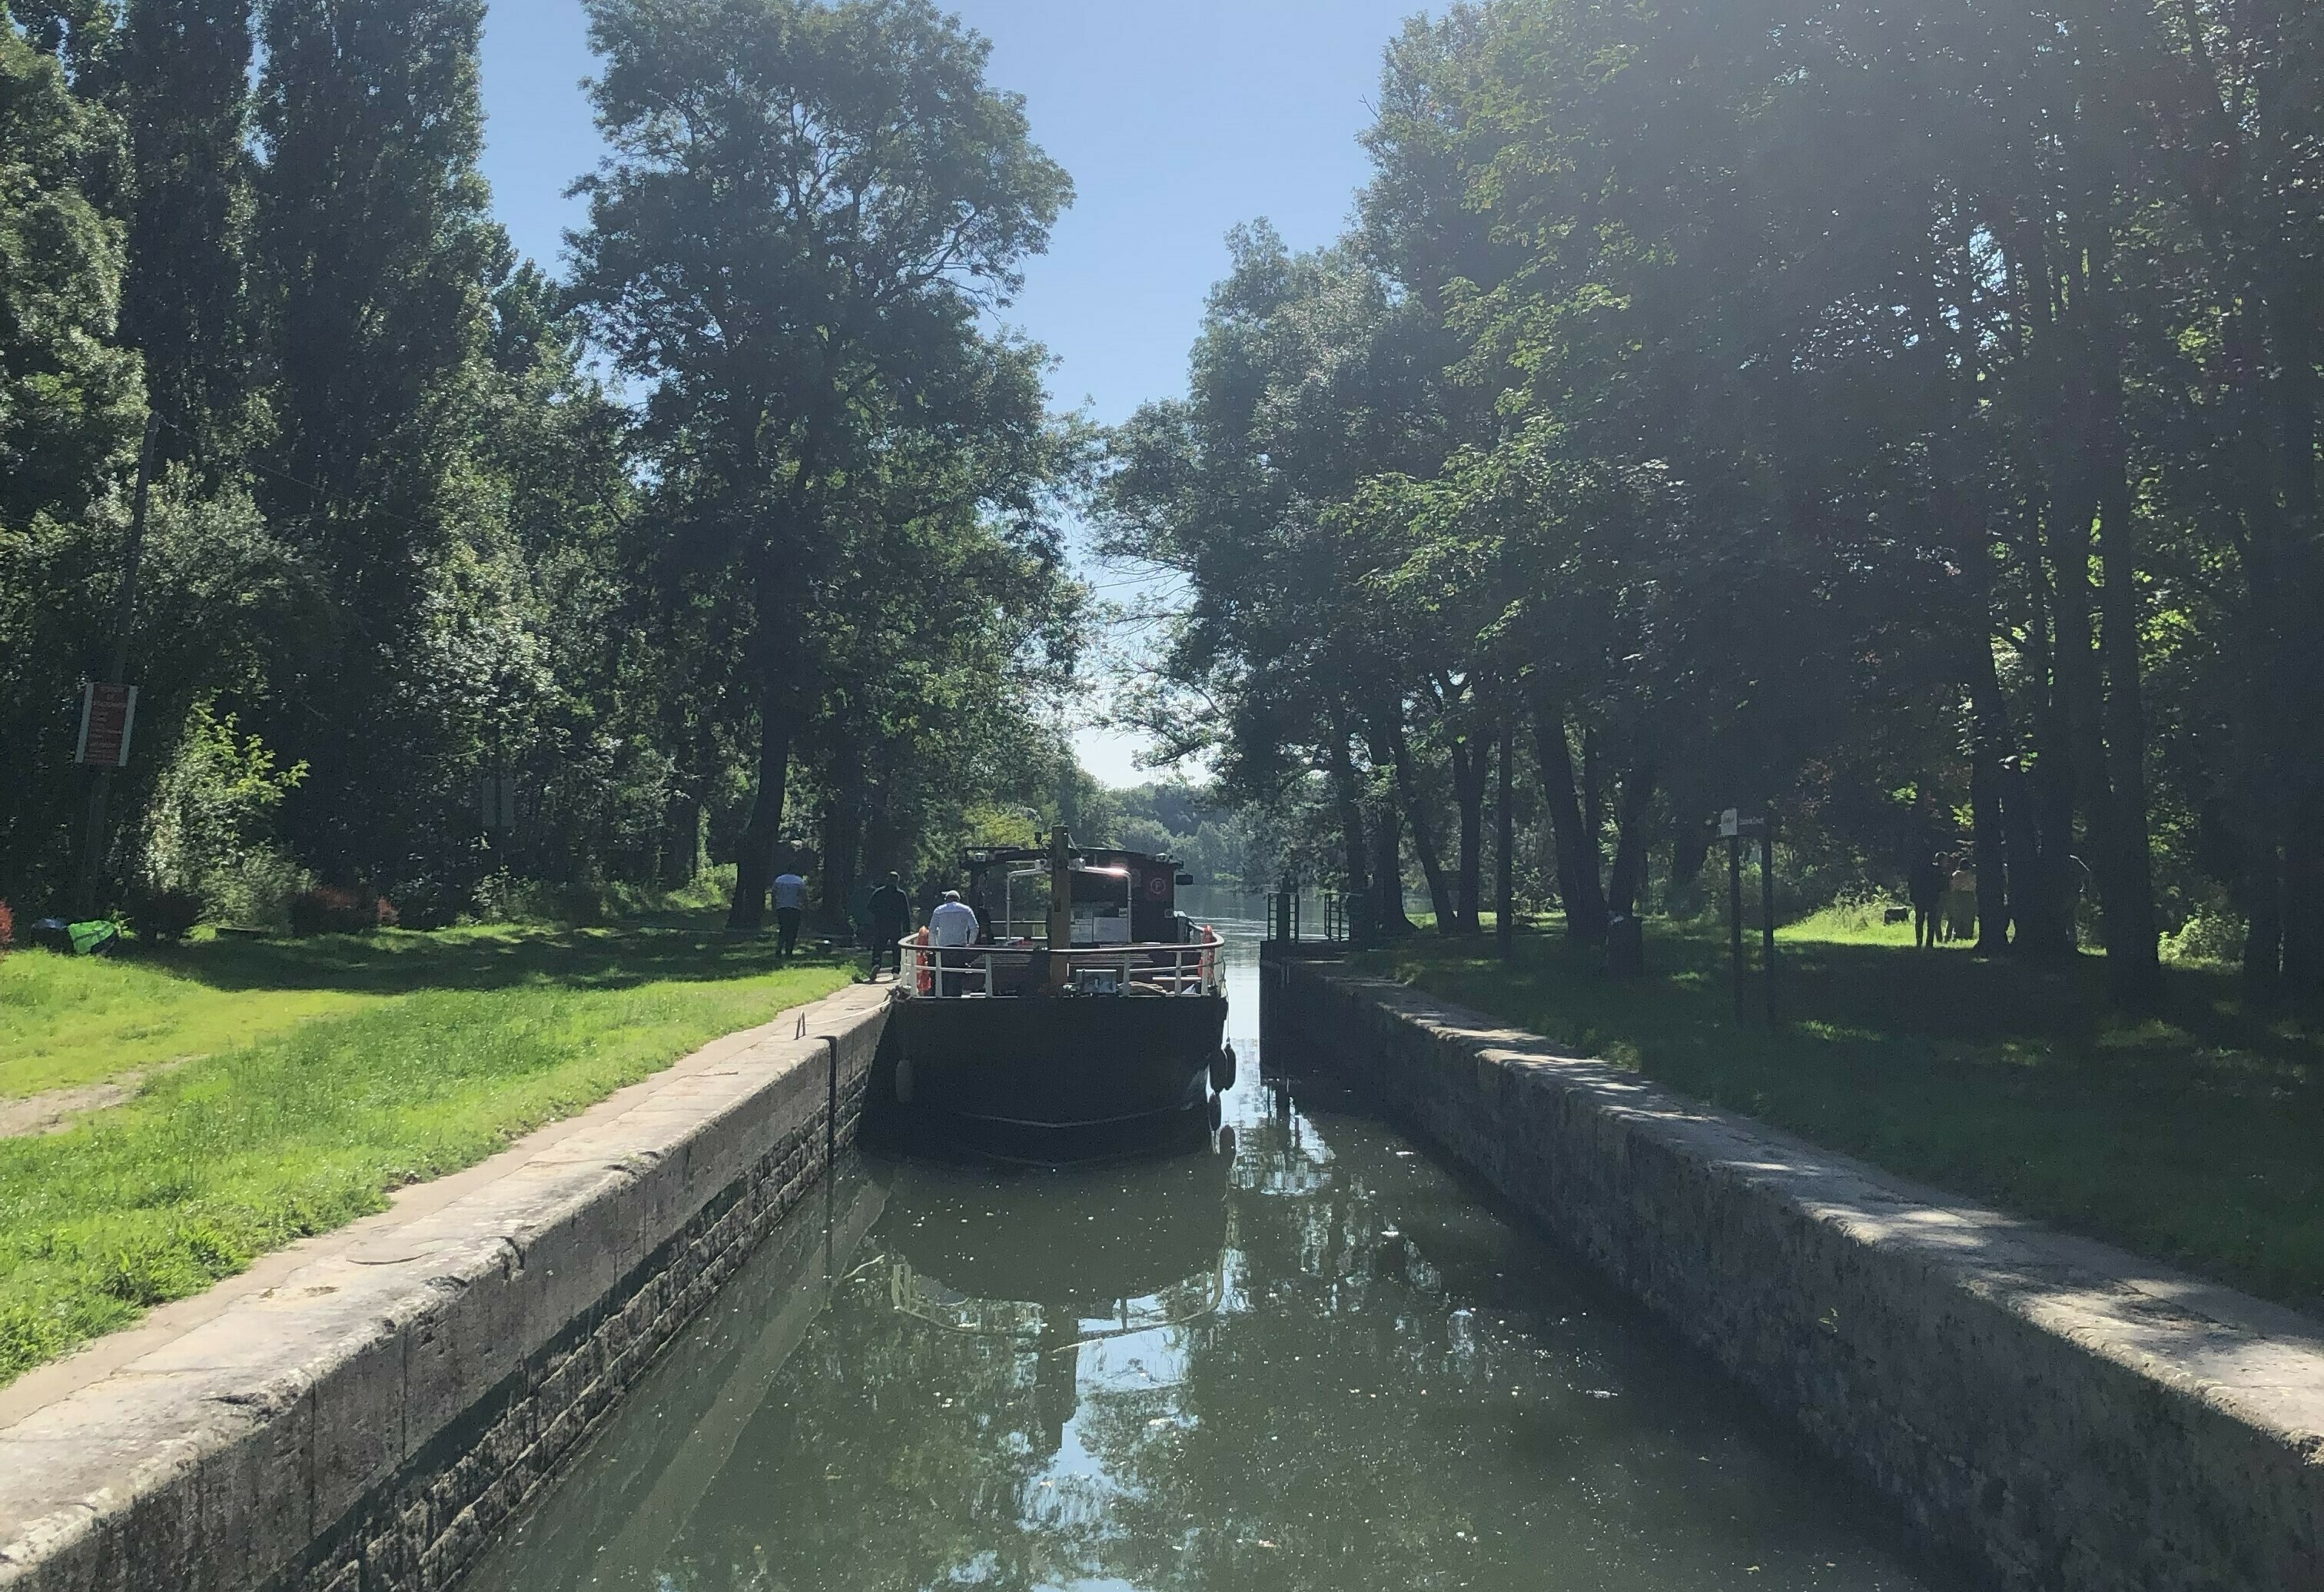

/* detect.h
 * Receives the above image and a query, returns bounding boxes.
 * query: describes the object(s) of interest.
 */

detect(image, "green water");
[467,925,1962,1592]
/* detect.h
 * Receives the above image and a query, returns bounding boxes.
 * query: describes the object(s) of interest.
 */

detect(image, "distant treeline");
[1101,0,2323,998]
[1,0,1097,932]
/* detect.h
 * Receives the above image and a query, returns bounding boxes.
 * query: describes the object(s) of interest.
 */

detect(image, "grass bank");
[1360,922,2324,1317]
[0,922,853,1384]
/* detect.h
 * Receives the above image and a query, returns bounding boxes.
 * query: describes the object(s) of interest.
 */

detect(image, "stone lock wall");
[1267,956,2324,1592]
[0,987,893,1592]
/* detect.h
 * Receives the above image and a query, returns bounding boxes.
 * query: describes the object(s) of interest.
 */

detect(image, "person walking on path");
[1907,850,1947,949]
[868,872,911,977]
[928,889,979,996]
[772,865,808,958]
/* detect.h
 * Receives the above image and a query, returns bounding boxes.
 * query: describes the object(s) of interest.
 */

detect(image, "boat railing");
[897,926,1225,999]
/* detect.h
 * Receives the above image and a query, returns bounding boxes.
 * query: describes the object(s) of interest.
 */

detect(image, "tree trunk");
[2243,831,2283,990]
[2260,273,2321,995]
[1668,829,1711,917]
[2282,793,2324,997]
[2047,483,2114,964]
[818,792,860,936]
[1327,730,1370,950]
[1379,712,1458,932]
[1529,698,1608,943]
[662,796,701,886]
[1496,720,1516,959]
[1582,726,1605,859]
[1967,637,2014,955]
[1451,733,1487,936]
[863,759,898,885]
[1605,763,1657,922]
[2020,562,2080,959]
[1372,797,1416,936]
[1938,350,2014,957]
[2089,274,2162,1001]
[726,668,792,935]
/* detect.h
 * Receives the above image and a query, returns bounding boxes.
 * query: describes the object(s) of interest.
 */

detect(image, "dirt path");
[0,1074,145,1138]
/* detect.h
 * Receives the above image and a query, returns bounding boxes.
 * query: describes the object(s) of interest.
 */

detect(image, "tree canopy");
[1104,0,2323,1001]
[0,0,1096,936]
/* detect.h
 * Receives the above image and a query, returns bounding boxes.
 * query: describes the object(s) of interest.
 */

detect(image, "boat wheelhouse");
[881,829,1233,1145]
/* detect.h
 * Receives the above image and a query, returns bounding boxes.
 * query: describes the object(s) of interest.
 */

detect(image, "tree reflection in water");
[473,1067,1954,1592]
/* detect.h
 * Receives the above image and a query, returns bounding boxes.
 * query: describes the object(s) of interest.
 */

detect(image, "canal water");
[466,912,1964,1592]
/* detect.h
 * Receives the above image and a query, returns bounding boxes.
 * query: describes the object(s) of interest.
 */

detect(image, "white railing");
[895,926,1224,999]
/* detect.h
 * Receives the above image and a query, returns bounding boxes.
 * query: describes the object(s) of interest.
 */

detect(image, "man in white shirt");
[772,867,808,957]
[928,889,979,996]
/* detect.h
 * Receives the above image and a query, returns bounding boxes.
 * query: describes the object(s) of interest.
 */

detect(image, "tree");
[105,0,256,467]
[1102,228,1472,940]
[251,0,512,888]
[571,0,1072,932]
[0,17,144,908]
[0,20,138,530]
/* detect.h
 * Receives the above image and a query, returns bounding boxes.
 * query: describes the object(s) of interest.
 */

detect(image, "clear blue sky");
[478,0,1423,785]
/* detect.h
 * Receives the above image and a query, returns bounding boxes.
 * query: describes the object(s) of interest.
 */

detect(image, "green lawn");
[1360,922,2324,1318]
[0,923,853,1384]
[2,946,376,1097]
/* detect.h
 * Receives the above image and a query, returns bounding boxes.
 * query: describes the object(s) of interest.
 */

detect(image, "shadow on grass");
[131,914,855,999]
[1361,922,2324,1315]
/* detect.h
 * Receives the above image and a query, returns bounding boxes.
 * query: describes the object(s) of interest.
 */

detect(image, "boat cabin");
[961,845,1197,947]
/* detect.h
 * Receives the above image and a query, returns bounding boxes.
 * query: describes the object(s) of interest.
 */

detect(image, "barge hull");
[885,993,1227,1132]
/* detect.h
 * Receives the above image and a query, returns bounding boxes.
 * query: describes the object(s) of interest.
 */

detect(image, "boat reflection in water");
[882,1134,1238,1457]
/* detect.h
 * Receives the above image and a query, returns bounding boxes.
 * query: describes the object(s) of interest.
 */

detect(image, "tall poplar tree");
[0,14,143,905]
[251,0,505,882]
[108,0,256,466]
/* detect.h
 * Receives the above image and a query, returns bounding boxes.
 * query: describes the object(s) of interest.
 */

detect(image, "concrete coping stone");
[0,979,895,1591]
[1332,969,2324,1444]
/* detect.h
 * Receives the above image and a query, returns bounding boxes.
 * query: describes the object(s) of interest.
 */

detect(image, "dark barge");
[881,829,1233,1148]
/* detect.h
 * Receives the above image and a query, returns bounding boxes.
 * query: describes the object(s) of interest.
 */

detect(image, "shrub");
[203,846,315,935]
[128,886,204,942]
[139,703,308,922]
[289,886,390,936]
[2163,909,2246,966]
[389,874,467,932]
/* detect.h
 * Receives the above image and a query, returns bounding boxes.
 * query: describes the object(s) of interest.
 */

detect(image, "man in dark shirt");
[868,872,911,978]
[1908,851,1947,949]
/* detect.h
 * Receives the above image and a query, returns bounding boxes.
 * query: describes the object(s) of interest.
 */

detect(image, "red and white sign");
[75,682,138,768]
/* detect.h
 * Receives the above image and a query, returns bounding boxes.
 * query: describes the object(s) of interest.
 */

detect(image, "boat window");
[1069,867,1131,945]
[998,865,1134,945]
[1001,869,1046,941]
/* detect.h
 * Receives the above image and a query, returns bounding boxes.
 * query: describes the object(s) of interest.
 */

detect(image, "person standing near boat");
[868,872,911,977]
[772,863,808,957]
[928,889,979,996]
